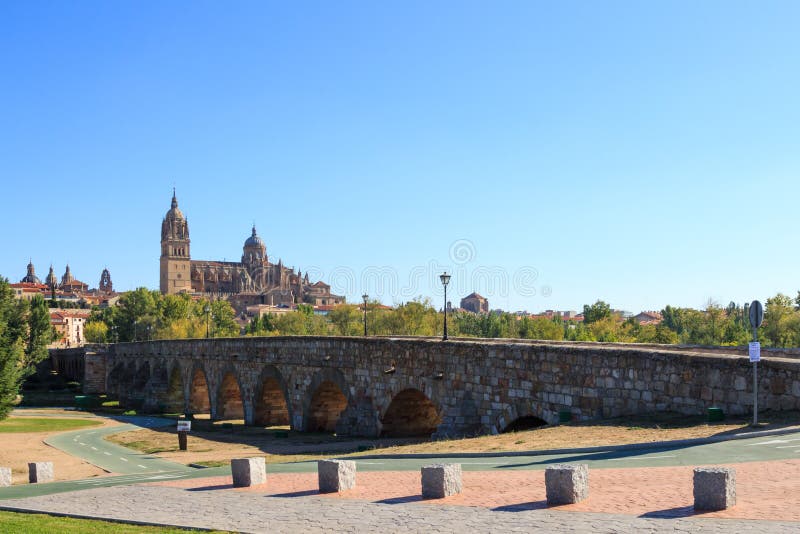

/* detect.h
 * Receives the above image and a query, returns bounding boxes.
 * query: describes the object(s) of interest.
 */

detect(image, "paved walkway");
[2,484,797,533]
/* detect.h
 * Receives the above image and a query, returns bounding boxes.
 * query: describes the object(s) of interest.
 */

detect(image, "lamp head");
[439,272,451,286]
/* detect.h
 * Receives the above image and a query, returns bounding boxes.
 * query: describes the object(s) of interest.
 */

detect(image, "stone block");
[693,467,736,510]
[421,463,462,499]
[545,464,589,505]
[318,459,356,493]
[0,467,11,487]
[28,462,54,484]
[230,457,267,487]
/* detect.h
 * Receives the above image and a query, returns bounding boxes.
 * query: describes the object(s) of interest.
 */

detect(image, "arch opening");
[381,388,441,437]
[189,369,211,415]
[164,366,183,413]
[307,380,347,433]
[217,372,244,421]
[254,377,289,427]
[501,415,548,433]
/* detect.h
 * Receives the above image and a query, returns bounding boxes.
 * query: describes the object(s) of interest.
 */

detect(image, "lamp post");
[362,293,368,336]
[204,304,211,339]
[440,272,451,341]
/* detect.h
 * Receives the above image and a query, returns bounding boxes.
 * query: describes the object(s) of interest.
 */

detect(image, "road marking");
[745,438,800,446]
[137,465,147,469]
[103,452,112,456]
[608,455,677,461]
[91,446,98,451]
[120,458,128,462]
[79,442,86,446]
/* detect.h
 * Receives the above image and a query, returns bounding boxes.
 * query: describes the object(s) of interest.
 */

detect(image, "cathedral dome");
[244,226,264,248]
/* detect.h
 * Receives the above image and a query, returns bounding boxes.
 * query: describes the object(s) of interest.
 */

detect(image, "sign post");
[177,420,191,451]
[748,300,764,427]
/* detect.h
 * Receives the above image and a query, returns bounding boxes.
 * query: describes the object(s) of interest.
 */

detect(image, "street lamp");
[362,293,368,336]
[204,304,211,339]
[440,272,451,341]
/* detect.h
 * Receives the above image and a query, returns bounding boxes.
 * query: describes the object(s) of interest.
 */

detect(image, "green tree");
[583,300,612,324]
[0,279,55,419]
[328,304,361,336]
[84,321,109,343]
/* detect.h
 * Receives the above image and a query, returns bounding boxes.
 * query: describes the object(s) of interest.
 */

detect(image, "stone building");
[159,191,344,309]
[460,292,489,314]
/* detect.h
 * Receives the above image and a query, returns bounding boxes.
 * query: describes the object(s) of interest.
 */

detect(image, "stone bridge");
[103,336,800,438]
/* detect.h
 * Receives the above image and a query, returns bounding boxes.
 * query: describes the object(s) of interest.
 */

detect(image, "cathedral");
[160,191,344,309]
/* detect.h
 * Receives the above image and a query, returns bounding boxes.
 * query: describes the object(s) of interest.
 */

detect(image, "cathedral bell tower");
[160,189,192,294]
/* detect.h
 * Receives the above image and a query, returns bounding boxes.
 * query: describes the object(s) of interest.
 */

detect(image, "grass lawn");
[0,417,102,433]
[0,511,229,533]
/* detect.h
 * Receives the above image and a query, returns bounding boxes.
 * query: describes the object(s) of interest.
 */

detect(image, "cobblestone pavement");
[2,484,799,533]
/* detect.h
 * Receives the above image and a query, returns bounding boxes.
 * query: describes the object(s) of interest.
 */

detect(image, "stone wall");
[105,337,800,438]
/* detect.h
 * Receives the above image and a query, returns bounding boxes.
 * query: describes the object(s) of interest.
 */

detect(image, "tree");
[583,300,612,324]
[328,304,361,336]
[84,321,109,343]
[0,278,55,419]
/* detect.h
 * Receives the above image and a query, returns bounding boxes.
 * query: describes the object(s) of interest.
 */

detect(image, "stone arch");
[164,363,184,413]
[381,388,442,437]
[304,368,350,433]
[188,366,211,415]
[254,365,291,427]
[107,362,126,399]
[216,368,245,420]
[494,402,550,435]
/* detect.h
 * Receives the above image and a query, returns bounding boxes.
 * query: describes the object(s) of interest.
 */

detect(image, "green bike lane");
[3,416,800,500]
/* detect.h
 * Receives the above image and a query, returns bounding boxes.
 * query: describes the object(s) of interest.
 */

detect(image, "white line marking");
[608,455,677,461]
[137,465,147,469]
[120,458,128,462]
[91,446,98,451]
[79,442,86,446]
[103,452,112,456]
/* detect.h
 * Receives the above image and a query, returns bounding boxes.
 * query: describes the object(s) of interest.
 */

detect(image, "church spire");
[171,187,178,209]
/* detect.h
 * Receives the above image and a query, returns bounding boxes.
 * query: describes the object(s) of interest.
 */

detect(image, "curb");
[348,425,800,460]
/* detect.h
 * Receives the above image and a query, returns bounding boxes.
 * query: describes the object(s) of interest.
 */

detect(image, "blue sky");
[2,1,799,313]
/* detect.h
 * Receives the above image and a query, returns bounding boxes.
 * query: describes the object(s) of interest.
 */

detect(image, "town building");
[460,292,489,314]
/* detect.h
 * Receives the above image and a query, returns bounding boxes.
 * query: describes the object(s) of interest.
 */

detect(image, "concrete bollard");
[318,459,357,493]
[28,462,54,484]
[0,467,11,487]
[230,457,267,487]
[693,467,736,510]
[545,464,589,505]
[421,463,462,499]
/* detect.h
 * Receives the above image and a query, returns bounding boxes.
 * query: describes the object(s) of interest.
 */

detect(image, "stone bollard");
[0,467,11,487]
[421,463,462,499]
[545,464,589,505]
[693,467,736,510]
[28,462,54,484]
[230,457,267,487]
[318,459,357,493]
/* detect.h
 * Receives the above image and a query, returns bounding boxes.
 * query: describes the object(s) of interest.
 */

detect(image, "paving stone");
[231,457,267,487]
[318,459,356,493]
[694,467,736,511]
[421,463,462,499]
[27,462,54,484]
[545,464,589,505]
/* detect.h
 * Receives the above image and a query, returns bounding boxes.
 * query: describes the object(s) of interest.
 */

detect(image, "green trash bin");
[708,407,725,422]
[558,410,572,423]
